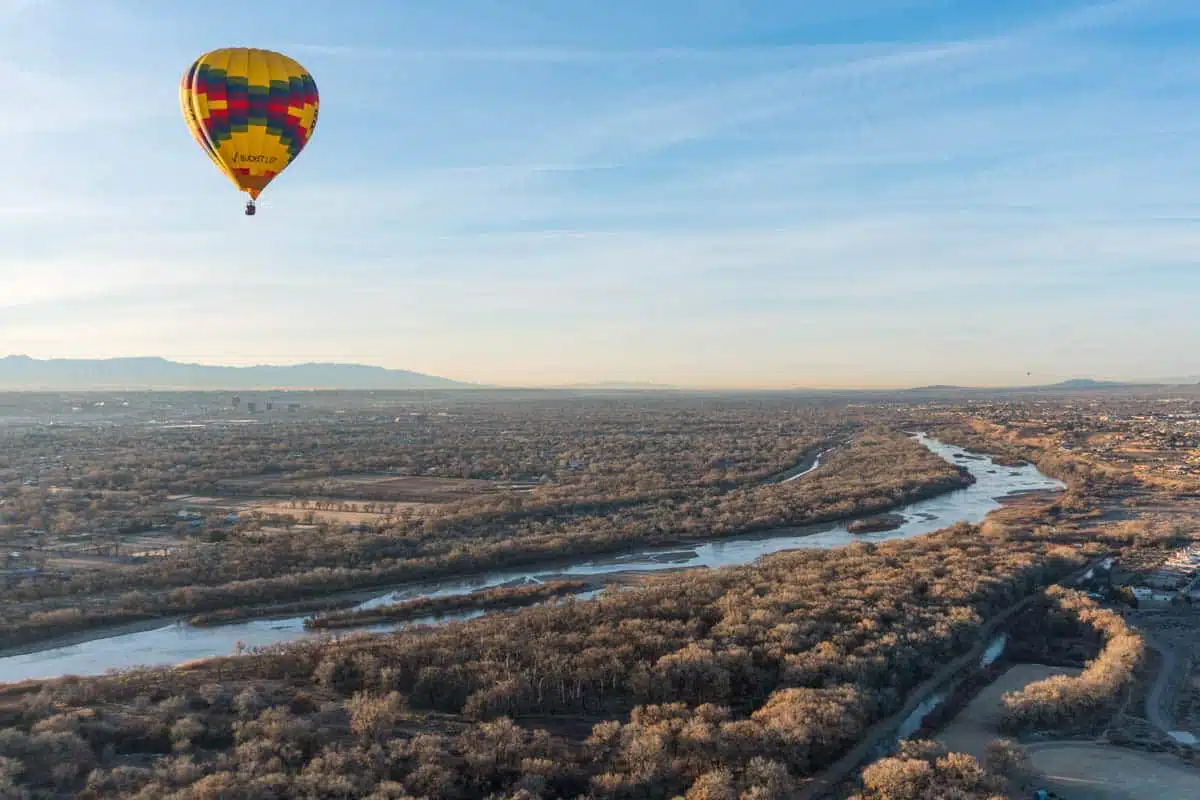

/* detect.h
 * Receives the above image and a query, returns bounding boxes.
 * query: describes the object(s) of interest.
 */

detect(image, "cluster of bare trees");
[1,426,968,649]
[850,738,1030,799]
[0,500,1104,798]
[999,586,1144,734]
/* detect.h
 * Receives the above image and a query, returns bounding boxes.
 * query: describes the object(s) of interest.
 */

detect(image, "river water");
[0,433,1063,683]
[888,633,1010,749]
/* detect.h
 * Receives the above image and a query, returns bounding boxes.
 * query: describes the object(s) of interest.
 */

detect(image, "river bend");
[0,433,1063,683]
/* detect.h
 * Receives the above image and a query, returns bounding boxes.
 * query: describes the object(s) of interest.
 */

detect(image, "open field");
[40,554,128,572]
[215,473,506,503]
[930,658,1200,798]
[1024,740,1200,799]
[241,499,429,524]
[936,663,1080,761]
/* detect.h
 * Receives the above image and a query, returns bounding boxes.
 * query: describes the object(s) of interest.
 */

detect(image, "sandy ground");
[0,616,177,660]
[1024,741,1200,799]
[937,663,1080,762]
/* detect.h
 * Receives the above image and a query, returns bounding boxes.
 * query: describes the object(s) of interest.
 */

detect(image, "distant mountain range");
[0,356,1194,392]
[902,377,1197,393]
[0,356,473,390]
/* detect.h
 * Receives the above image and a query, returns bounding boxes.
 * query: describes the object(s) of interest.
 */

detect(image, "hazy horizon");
[0,353,1194,391]
[2,0,1198,387]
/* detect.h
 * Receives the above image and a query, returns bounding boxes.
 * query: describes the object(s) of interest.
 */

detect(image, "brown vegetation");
[848,739,1014,799]
[6,394,1192,797]
[2,418,967,650]
[0,502,1107,799]
[187,598,364,628]
[999,586,1145,735]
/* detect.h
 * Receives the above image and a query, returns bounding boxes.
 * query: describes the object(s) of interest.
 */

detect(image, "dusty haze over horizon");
[0,354,1193,391]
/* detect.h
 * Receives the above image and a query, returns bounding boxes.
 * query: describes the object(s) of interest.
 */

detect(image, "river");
[0,433,1063,683]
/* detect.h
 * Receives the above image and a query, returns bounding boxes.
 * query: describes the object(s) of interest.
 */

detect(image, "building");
[1129,586,1177,608]
[1164,546,1200,571]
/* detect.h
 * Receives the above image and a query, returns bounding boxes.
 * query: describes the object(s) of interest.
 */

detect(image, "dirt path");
[1140,631,1180,733]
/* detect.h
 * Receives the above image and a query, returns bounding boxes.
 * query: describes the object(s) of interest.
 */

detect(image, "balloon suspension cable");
[245,200,257,216]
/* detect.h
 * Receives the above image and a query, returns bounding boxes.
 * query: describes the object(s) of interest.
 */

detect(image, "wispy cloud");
[282,42,900,64]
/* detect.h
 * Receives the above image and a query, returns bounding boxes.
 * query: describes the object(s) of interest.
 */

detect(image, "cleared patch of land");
[214,473,506,503]
[40,554,127,572]
[1024,741,1200,799]
[243,499,427,524]
[935,659,1200,798]
[936,663,1080,761]
[219,475,513,523]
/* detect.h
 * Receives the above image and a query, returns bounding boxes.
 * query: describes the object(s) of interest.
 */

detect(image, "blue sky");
[1,0,1198,388]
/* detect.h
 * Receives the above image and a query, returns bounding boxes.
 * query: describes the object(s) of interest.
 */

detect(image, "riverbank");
[0,566,692,663]
[769,445,836,483]
[305,579,593,630]
[0,616,178,660]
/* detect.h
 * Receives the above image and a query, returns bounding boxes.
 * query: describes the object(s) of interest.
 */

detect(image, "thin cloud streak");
[282,42,901,63]
[281,0,1144,64]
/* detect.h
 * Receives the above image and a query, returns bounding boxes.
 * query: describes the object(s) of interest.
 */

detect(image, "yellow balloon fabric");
[180,48,319,200]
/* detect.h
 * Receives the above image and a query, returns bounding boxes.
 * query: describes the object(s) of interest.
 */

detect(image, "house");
[1129,586,1177,608]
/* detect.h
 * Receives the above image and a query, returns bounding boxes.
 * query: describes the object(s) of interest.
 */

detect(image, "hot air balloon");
[180,47,319,215]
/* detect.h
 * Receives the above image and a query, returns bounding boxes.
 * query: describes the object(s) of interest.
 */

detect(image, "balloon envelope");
[180,47,319,201]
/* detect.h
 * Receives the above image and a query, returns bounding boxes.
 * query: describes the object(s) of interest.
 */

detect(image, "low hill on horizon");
[0,356,473,390]
[0,356,1194,393]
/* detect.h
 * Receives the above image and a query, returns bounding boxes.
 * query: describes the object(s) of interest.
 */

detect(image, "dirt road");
[1023,740,1200,799]
[1126,615,1198,743]
[1141,631,1180,733]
